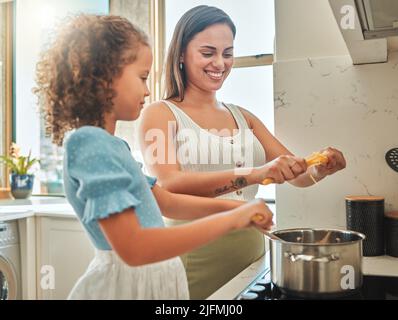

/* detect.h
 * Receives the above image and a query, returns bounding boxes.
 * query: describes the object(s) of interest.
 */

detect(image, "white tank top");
[162,100,266,200]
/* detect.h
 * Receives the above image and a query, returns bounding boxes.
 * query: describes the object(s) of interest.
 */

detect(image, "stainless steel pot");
[267,228,366,298]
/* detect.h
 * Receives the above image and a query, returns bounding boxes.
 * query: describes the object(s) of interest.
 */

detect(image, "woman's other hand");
[312,147,346,180]
[253,155,307,184]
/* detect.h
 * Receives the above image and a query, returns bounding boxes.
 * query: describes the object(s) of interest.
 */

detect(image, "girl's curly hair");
[34,14,149,146]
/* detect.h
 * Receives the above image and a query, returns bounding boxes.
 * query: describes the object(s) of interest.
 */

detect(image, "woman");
[139,5,346,299]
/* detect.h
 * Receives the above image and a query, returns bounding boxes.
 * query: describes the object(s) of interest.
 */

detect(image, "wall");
[274,0,398,229]
[274,0,349,61]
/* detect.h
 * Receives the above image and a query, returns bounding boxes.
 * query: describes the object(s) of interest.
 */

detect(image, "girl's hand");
[230,199,274,232]
[312,147,346,180]
[253,155,307,184]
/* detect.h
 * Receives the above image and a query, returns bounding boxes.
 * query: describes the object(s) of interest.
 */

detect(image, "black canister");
[345,196,385,256]
[385,212,398,258]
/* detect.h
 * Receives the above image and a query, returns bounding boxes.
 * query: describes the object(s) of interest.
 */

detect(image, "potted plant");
[0,143,40,199]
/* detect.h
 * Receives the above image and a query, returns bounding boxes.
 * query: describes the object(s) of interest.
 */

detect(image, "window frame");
[149,0,165,102]
[1,1,13,190]
[148,0,274,102]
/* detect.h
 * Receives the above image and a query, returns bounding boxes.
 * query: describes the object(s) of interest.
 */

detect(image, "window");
[110,0,152,162]
[0,1,13,189]
[14,0,109,195]
[160,0,275,200]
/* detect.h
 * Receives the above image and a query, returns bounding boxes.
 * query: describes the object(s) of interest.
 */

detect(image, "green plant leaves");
[0,152,40,175]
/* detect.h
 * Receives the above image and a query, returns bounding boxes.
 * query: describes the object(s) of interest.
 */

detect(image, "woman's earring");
[179,62,183,71]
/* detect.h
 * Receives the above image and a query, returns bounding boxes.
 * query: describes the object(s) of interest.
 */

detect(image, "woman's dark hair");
[164,5,236,101]
[34,14,149,146]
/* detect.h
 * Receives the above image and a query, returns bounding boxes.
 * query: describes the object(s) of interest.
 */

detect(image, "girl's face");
[112,44,152,121]
[182,23,234,93]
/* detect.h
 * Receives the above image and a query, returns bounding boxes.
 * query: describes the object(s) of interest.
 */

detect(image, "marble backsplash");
[274,51,398,229]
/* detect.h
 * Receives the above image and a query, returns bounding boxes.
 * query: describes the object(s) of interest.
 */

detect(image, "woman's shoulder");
[224,103,254,129]
[143,100,176,115]
[140,101,177,126]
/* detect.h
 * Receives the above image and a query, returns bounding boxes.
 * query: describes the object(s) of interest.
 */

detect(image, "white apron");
[68,250,189,300]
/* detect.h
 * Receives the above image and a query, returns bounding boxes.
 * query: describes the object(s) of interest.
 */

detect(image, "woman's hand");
[253,155,307,184]
[230,199,274,232]
[312,147,346,180]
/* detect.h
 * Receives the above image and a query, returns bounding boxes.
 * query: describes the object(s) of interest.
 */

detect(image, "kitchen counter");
[0,196,75,221]
[207,252,398,300]
[363,255,398,277]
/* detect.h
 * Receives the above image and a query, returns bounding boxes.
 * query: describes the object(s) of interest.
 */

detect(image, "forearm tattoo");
[214,177,248,195]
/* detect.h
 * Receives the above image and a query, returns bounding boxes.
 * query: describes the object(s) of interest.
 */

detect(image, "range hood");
[356,0,398,39]
[329,0,398,64]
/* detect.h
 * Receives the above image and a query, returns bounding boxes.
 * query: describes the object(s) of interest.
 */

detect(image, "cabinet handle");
[0,224,7,232]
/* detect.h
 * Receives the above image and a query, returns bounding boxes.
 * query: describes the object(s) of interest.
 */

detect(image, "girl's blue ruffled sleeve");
[65,128,141,224]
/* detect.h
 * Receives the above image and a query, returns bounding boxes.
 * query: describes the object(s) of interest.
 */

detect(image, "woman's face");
[112,44,152,121]
[182,23,234,93]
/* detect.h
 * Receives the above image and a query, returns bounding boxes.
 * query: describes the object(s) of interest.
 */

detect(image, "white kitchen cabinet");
[35,216,94,300]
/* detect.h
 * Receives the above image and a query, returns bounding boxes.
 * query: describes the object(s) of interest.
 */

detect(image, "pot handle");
[285,252,339,263]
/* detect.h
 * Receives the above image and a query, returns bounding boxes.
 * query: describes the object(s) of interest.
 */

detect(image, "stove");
[236,267,398,300]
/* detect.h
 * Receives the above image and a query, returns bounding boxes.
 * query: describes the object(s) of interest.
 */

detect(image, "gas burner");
[236,268,398,300]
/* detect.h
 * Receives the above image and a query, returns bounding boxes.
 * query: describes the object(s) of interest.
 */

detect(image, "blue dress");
[63,126,189,300]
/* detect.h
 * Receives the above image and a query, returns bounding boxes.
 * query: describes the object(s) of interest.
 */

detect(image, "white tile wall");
[274,51,398,229]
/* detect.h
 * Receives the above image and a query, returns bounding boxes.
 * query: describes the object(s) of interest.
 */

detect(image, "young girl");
[34,14,273,300]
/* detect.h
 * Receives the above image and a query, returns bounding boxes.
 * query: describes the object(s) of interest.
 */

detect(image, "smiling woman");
[163,0,276,201]
[139,2,276,299]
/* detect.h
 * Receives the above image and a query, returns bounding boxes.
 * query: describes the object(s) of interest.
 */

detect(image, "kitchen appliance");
[0,221,21,300]
[330,0,398,40]
[265,228,365,298]
[355,0,398,39]
[329,0,397,64]
[236,266,398,300]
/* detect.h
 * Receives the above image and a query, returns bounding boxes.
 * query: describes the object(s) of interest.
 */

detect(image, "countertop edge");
[0,211,35,222]
[0,210,77,221]
[0,199,77,221]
